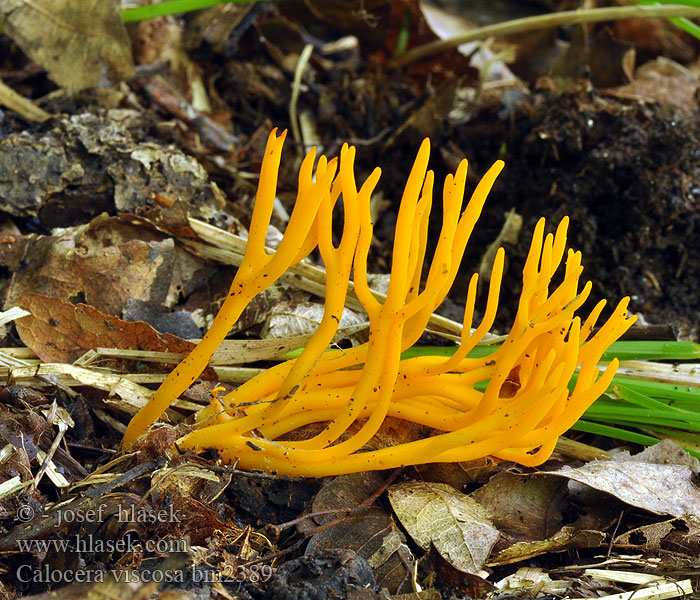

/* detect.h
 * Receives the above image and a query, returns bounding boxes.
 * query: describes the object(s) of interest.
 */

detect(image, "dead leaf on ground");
[295,0,391,48]
[654,515,700,556]
[614,518,677,550]
[488,526,605,566]
[634,438,700,472]
[0,0,134,93]
[607,57,700,112]
[470,471,568,542]
[546,442,700,519]
[15,294,200,364]
[384,77,460,148]
[612,16,696,64]
[4,214,216,327]
[589,27,635,89]
[262,301,366,342]
[388,481,499,575]
[307,472,414,594]
[0,400,88,488]
[410,458,499,491]
[426,549,496,598]
[149,459,237,547]
[383,0,478,87]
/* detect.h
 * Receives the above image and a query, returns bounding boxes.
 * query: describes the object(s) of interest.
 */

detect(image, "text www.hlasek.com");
[16,535,187,554]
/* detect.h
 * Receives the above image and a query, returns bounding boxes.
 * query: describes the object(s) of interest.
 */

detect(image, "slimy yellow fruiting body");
[123,130,635,476]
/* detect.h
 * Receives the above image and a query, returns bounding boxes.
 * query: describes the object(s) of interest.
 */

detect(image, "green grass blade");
[609,375,700,403]
[400,345,497,360]
[613,383,699,417]
[121,0,277,23]
[571,420,662,446]
[635,0,700,8]
[600,340,700,361]
[634,0,700,40]
[400,341,700,362]
[668,15,700,38]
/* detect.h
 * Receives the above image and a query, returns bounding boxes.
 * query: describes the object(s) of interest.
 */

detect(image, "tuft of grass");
[579,370,700,459]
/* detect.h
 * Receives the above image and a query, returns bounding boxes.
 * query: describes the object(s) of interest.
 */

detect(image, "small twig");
[0,77,52,122]
[200,461,303,481]
[66,441,117,455]
[289,43,314,157]
[275,508,352,532]
[607,509,625,558]
[33,403,69,488]
[390,5,700,68]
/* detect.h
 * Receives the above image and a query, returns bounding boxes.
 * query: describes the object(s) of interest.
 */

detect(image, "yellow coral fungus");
[123,129,635,476]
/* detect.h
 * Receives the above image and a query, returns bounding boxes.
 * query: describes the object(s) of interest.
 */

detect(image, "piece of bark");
[0,110,227,229]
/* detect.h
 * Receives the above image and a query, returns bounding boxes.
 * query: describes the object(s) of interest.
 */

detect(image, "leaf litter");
[0,0,700,598]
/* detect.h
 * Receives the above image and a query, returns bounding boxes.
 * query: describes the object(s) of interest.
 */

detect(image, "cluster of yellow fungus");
[123,129,635,476]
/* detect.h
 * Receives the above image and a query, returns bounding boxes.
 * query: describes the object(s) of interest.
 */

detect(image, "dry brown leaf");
[262,301,366,342]
[0,0,134,93]
[307,472,414,594]
[388,481,499,575]
[487,526,605,566]
[547,443,700,519]
[654,515,700,556]
[367,416,424,453]
[5,215,214,323]
[612,57,700,113]
[15,294,198,363]
[589,27,635,89]
[614,518,677,550]
[383,0,478,88]
[299,0,391,48]
[148,459,233,547]
[470,472,567,542]
[411,458,499,491]
[384,78,459,148]
[634,438,700,472]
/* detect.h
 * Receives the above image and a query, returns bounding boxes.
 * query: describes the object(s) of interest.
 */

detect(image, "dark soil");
[451,90,700,339]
